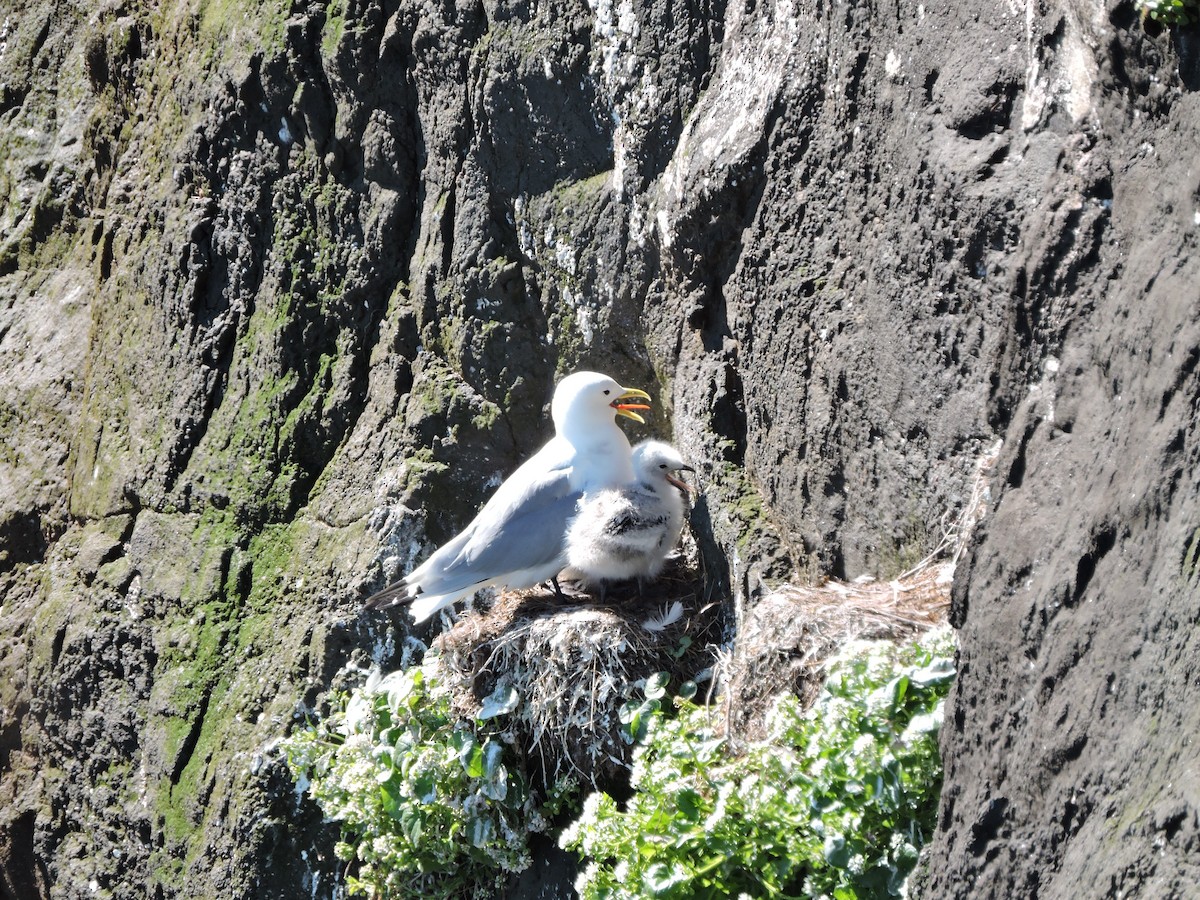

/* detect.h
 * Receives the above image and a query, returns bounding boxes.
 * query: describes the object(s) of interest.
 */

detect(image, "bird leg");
[549,575,567,601]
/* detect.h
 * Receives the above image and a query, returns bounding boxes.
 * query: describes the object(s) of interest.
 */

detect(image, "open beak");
[667,465,696,494]
[611,387,652,424]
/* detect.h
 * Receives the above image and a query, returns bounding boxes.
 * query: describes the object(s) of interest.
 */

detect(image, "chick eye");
[659,464,668,469]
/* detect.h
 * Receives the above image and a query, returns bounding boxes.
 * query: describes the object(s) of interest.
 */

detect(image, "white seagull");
[365,371,652,622]
[564,440,694,594]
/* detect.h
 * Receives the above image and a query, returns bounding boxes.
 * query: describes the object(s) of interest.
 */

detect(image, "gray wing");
[457,468,580,569]
[605,508,669,537]
[364,439,581,610]
[410,466,581,598]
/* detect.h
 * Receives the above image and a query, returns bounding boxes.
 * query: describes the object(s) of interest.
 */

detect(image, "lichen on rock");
[2,0,1200,897]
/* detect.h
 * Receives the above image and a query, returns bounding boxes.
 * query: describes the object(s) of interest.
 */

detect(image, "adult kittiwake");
[364,371,652,622]
[564,440,694,593]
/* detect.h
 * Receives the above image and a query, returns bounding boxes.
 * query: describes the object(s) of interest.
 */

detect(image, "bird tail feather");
[408,593,459,624]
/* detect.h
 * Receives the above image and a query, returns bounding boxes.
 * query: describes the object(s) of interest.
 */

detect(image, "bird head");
[552,371,652,429]
[632,440,696,493]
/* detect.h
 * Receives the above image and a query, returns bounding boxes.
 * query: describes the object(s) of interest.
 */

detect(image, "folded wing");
[365,456,580,617]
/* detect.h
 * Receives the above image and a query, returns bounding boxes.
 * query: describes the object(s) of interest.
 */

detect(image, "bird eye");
[660,463,667,469]
[603,389,611,395]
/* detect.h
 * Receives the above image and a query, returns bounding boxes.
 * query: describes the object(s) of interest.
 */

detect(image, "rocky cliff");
[0,0,1197,897]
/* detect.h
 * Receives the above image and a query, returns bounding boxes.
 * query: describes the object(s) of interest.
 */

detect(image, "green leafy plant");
[1137,0,1197,25]
[284,653,567,899]
[560,627,956,900]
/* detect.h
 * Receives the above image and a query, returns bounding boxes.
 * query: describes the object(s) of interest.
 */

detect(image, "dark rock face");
[0,0,1197,897]
[915,29,1200,891]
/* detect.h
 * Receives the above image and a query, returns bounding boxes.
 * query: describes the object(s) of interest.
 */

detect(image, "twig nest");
[433,555,719,792]
[724,562,953,741]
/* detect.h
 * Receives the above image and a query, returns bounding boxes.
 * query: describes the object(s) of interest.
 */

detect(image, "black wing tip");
[363,581,412,611]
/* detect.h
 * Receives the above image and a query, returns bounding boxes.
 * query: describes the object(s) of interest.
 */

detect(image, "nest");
[433,554,720,792]
[722,440,1000,741]
[722,562,954,741]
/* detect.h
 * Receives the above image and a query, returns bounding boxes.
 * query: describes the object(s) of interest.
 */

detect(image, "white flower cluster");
[283,653,555,898]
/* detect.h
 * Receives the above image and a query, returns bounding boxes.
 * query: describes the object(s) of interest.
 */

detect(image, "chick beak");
[667,465,697,494]
[611,387,652,424]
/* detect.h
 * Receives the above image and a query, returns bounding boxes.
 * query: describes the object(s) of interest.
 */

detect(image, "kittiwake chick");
[564,439,694,593]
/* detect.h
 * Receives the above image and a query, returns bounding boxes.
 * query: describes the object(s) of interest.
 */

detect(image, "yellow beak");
[611,387,652,424]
